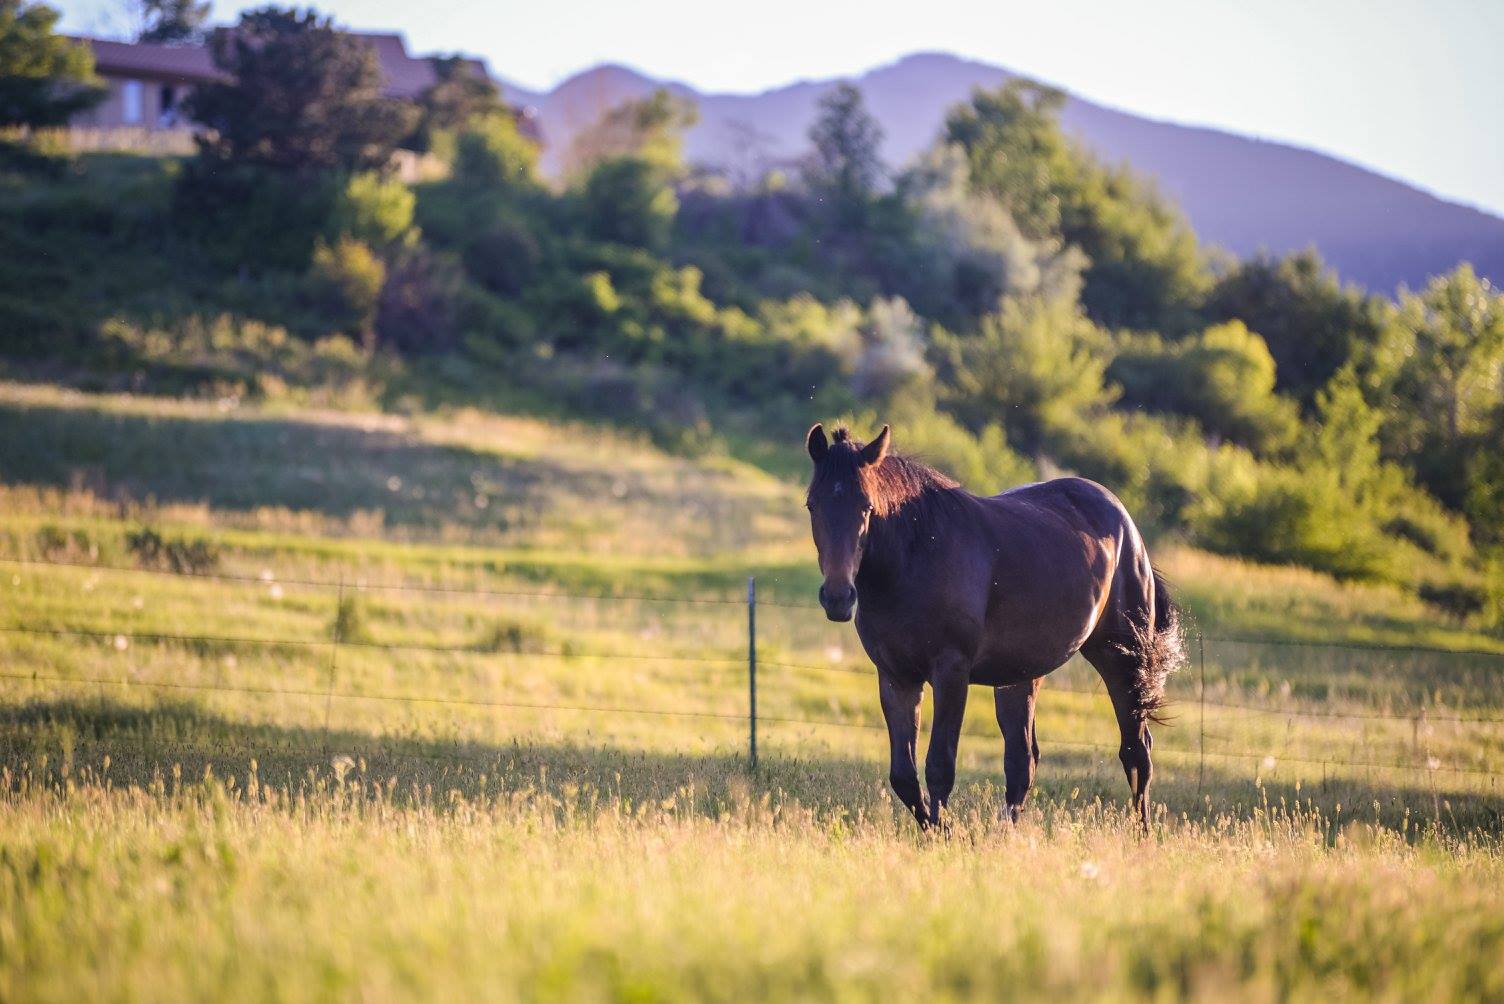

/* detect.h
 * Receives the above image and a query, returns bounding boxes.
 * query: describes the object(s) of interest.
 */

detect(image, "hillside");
[502,52,1504,293]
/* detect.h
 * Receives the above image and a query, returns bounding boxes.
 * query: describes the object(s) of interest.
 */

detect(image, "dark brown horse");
[804,423,1184,829]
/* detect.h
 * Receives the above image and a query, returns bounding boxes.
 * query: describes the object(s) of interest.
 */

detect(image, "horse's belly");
[967,640,1077,687]
[967,592,1100,684]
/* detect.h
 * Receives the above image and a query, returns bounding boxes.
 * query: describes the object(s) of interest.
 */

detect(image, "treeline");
[1,3,1502,623]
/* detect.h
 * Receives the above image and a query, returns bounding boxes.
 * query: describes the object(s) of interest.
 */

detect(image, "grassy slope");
[3,381,1503,1000]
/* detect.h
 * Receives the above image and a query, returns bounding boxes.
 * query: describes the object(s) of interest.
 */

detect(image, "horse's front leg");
[877,672,927,827]
[924,657,970,829]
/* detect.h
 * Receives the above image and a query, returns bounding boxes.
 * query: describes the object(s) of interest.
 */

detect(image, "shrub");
[34,524,98,562]
[172,160,340,269]
[374,246,467,353]
[462,218,540,296]
[327,172,416,249]
[330,594,370,643]
[580,156,677,251]
[96,314,371,402]
[125,527,220,574]
[473,618,543,654]
[1109,321,1299,453]
[838,408,1034,495]
[453,111,538,188]
[307,238,385,338]
[1193,464,1398,582]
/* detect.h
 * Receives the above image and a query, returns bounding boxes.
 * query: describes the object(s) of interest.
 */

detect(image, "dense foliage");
[185,7,415,173]
[2,3,1502,625]
[0,0,104,128]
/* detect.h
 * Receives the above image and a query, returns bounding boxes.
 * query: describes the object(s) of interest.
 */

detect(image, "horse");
[803,422,1185,829]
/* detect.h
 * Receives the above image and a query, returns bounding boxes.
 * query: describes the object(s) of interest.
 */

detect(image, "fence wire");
[2,556,1501,783]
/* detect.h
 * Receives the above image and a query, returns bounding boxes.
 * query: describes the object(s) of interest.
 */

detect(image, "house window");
[121,80,143,124]
[159,84,177,126]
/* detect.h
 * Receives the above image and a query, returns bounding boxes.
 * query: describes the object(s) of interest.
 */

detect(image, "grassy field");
[3,381,1503,1000]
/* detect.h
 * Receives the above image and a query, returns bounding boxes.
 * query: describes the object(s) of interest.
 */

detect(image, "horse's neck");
[858,491,947,589]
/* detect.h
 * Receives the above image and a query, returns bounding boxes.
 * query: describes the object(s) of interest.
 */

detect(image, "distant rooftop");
[77,32,490,100]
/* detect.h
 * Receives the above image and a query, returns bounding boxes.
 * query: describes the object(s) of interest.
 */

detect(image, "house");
[69,32,519,133]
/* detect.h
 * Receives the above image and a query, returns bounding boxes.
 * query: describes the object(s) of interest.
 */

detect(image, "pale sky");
[57,0,1504,217]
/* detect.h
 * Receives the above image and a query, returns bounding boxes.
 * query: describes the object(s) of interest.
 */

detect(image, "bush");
[327,172,416,249]
[172,160,340,269]
[374,246,466,353]
[839,407,1034,495]
[125,527,221,574]
[454,112,538,188]
[307,238,385,338]
[96,314,372,402]
[330,594,370,643]
[1193,464,1399,582]
[462,218,540,296]
[1109,321,1299,453]
[580,156,677,251]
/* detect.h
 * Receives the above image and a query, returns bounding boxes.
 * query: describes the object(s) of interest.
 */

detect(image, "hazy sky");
[57,0,1504,217]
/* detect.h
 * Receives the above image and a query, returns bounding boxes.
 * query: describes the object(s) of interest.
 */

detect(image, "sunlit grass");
[3,382,1504,1000]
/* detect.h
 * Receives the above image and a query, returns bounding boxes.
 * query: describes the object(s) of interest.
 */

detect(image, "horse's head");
[804,422,890,622]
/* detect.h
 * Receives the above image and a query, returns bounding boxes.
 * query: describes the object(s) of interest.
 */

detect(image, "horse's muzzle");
[818,584,856,622]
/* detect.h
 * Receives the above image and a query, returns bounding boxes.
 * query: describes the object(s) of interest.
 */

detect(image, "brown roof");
[77,33,491,100]
[83,38,225,84]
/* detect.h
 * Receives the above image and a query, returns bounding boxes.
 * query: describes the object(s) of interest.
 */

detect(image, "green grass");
[2,381,1503,1000]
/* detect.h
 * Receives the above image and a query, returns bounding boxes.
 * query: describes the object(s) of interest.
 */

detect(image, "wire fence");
[2,554,1502,788]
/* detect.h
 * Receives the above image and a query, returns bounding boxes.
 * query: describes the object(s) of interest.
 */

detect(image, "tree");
[453,110,538,188]
[851,296,932,409]
[1204,249,1382,405]
[0,0,105,128]
[581,156,678,251]
[563,88,696,179]
[944,80,1074,240]
[185,7,416,173]
[802,83,884,223]
[1375,265,1504,508]
[1109,321,1299,453]
[136,0,210,44]
[937,293,1116,452]
[1061,160,1208,333]
[945,79,1207,332]
[409,55,506,152]
[898,142,1084,323]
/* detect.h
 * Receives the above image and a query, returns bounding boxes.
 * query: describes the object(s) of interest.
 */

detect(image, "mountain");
[500,53,1504,294]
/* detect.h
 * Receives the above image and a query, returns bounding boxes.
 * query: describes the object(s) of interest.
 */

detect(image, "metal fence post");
[322,573,344,756]
[747,575,758,770]
[1197,631,1206,795]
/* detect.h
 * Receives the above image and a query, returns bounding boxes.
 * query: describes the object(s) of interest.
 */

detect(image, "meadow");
[3,380,1503,1001]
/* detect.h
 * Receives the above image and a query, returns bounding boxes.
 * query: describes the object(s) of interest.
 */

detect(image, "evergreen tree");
[137,0,210,44]
[186,7,416,173]
[0,0,105,128]
[802,83,884,225]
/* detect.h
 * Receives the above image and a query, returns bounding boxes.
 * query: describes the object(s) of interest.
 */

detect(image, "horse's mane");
[819,427,962,520]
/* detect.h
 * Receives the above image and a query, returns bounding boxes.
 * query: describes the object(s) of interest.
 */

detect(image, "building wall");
[72,75,193,130]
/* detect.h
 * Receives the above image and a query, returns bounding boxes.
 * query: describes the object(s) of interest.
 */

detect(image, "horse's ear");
[859,425,891,467]
[806,423,829,464]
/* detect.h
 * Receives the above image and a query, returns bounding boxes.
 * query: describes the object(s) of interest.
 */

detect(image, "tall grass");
[3,382,1503,1000]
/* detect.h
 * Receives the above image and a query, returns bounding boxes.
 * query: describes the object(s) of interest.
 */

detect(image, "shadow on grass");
[0,399,545,532]
[4,695,1501,839]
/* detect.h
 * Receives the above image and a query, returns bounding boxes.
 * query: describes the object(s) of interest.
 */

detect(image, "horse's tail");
[1133,567,1186,725]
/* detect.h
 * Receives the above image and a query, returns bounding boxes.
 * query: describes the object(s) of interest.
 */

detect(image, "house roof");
[77,33,492,100]
[84,38,225,84]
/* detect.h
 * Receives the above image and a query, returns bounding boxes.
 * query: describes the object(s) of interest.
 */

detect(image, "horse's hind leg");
[1083,644,1155,830]
[994,678,1041,822]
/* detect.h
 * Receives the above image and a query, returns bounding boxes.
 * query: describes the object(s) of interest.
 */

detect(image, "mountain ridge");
[498,52,1504,294]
